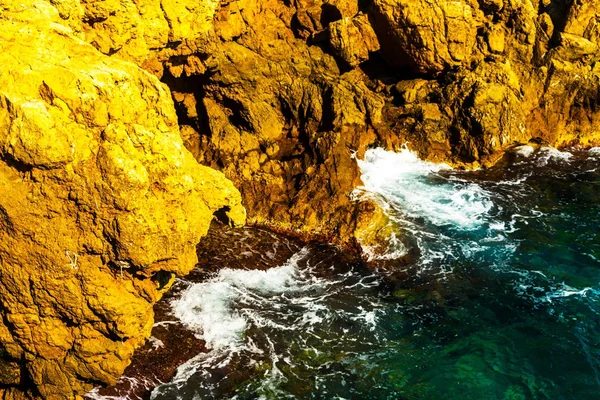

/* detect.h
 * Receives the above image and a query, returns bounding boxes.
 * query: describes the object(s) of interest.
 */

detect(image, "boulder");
[0,2,244,398]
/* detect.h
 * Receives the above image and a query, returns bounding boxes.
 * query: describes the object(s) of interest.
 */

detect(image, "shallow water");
[90,146,600,400]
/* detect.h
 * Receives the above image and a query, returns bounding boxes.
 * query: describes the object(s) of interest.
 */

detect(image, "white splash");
[514,145,535,158]
[172,249,306,350]
[545,285,598,302]
[360,231,408,262]
[148,336,164,351]
[86,376,157,400]
[151,248,384,399]
[352,147,523,275]
[355,147,494,231]
[536,146,573,166]
[356,147,451,188]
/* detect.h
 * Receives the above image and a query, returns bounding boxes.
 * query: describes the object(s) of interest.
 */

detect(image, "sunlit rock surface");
[0,2,244,398]
[116,0,600,241]
[23,0,599,243]
[2,0,600,396]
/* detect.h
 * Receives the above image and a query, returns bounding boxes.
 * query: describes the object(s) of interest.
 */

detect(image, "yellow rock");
[3,2,600,397]
[0,1,245,398]
[557,33,598,60]
[79,0,221,66]
[487,25,506,54]
[370,0,479,75]
[329,14,380,67]
[161,0,600,251]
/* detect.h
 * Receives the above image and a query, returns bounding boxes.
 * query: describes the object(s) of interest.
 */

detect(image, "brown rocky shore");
[0,0,599,398]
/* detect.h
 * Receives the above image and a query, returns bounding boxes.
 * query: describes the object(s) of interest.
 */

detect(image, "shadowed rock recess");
[1,0,600,397]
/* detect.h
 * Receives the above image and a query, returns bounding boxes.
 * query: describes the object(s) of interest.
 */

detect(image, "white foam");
[152,249,385,398]
[173,281,247,350]
[589,147,600,156]
[352,147,529,275]
[360,230,408,262]
[536,146,573,166]
[85,387,123,400]
[545,285,597,301]
[152,321,177,328]
[514,145,535,158]
[148,336,164,351]
[86,376,157,400]
[172,250,307,350]
[355,147,494,231]
[357,147,451,186]
[217,261,300,294]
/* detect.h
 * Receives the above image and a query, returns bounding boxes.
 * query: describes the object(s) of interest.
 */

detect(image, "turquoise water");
[112,146,600,400]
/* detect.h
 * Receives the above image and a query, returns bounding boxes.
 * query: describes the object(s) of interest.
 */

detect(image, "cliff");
[1,0,600,397]
[70,0,600,242]
[0,2,244,398]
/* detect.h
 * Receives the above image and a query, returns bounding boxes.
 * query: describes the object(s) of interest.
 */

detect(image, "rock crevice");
[142,0,600,242]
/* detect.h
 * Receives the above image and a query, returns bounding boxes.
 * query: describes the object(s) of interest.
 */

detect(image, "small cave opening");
[151,270,175,291]
[213,206,232,226]
[18,354,41,398]
[540,0,575,49]
[318,86,336,132]
[358,0,374,12]
[160,67,214,139]
[359,51,422,86]
[59,315,78,329]
[2,154,34,175]
[105,330,130,343]
[320,4,343,26]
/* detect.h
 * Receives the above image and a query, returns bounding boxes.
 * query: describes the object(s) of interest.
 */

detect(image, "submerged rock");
[0,2,244,398]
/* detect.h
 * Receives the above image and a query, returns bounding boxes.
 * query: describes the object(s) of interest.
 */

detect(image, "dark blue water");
[94,146,600,400]
[347,146,600,399]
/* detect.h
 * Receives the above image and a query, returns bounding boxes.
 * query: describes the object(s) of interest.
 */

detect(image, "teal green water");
[149,147,600,400]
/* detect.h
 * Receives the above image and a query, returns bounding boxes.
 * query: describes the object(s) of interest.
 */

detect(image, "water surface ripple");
[91,146,600,400]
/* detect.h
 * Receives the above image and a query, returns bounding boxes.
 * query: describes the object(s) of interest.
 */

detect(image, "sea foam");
[356,147,493,231]
[151,247,384,399]
[172,249,306,350]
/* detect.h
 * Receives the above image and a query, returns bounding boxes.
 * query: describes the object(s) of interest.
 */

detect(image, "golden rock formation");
[0,1,244,398]
[153,0,600,240]
[370,0,480,75]
[2,0,600,396]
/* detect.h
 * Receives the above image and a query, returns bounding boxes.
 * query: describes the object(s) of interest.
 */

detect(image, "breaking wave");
[151,248,385,399]
[354,146,599,305]
[88,145,600,400]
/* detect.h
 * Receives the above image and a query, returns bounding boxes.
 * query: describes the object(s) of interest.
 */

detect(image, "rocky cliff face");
[0,2,244,398]
[68,0,600,241]
[2,0,600,397]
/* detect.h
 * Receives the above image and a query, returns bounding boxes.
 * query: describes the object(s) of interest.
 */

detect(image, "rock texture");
[0,2,244,398]
[2,0,600,396]
[33,0,599,238]
[136,0,599,241]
